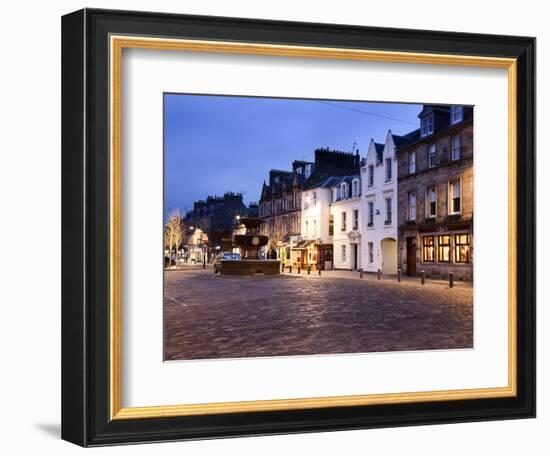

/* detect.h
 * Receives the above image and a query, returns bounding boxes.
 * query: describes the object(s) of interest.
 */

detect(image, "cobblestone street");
[164,267,473,360]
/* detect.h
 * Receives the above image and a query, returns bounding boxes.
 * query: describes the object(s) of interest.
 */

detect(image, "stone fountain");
[218,217,280,275]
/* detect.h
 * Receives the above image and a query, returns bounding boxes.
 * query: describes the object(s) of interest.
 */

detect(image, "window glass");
[438,235,451,262]
[423,236,435,262]
[451,106,463,124]
[450,181,461,213]
[409,151,416,174]
[455,233,470,263]
[428,144,437,168]
[451,135,461,161]
[368,242,374,263]
[368,165,374,187]
[408,192,416,221]
[385,197,392,224]
[385,158,392,181]
[368,202,374,226]
[427,186,437,218]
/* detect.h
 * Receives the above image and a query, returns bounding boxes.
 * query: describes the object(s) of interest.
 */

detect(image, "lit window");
[367,202,374,226]
[409,151,416,174]
[438,235,451,262]
[408,191,416,221]
[451,106,463,124]
[451,135,462,161]
[385,197,392,224]
[368,165,374,187]
[428,144,437,168]
[423,236,435,262]
[427,186,437,218]
[449,180,461,214]
[421,114,434,137]
[385,157,392,182]
[368,242,374,263]
[353,209,359,230]
[455,234,471,263]
[341,211,347,231]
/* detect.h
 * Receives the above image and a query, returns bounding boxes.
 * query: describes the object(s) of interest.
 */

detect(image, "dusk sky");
[164,94,422,216]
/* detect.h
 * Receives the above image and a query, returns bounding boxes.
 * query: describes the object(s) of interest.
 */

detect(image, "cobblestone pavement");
[164,267,473,360]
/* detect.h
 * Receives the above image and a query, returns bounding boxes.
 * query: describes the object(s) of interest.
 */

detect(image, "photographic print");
[163,95,474,361]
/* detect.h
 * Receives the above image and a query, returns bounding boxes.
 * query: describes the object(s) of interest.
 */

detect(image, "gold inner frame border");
[109,35,517,420]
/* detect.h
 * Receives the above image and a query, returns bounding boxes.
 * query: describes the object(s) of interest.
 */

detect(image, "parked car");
[213,252,241,274]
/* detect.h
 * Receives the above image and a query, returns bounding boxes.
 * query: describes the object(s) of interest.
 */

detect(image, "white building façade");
[360,130,403,274]
[330,176,362,270]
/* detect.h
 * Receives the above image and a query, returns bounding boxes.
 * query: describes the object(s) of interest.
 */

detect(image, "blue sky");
[164,94,421,215]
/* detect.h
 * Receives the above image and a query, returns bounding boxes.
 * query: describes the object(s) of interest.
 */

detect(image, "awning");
[292,240,315,250]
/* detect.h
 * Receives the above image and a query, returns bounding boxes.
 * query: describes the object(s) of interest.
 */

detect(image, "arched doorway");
[381,237,397,274]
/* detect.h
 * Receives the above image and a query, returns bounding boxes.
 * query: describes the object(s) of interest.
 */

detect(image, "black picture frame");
[62,8,536,447]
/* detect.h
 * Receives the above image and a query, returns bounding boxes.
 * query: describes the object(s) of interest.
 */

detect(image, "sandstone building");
[396,105,473,280]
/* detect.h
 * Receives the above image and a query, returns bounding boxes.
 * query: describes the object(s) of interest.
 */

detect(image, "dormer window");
[341,183,348,199]
[421,114,434,137]
[352,179,359,197]
[450,106,463,125]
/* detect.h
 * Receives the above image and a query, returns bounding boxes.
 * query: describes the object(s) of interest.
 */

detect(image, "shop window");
[438,235,451,262]
[422,236,435,262]
[455,233,471,263]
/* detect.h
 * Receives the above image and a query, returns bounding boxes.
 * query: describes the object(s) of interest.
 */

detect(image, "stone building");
[258,162,308,265]
[184,192,252,261]
[396,105,474,280]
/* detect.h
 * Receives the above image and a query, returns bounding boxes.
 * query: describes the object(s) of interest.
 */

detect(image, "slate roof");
[393,105,473,152]
[373,142,384,163]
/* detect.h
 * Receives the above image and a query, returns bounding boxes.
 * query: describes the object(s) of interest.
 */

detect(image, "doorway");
[351,243,358,270]
[381,238,397,274]
[406,237,417,276]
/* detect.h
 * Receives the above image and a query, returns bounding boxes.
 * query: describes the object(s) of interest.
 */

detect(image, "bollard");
[359,268,363,279]
[449,272,454,288]
[281,263,285,273]
[421,270,425,285]
[397,268,402,282]
[307,265,311,275]
[377,269,381,280]
[289,265,292,274]
[318,266,321,275]
[298,266,301,274]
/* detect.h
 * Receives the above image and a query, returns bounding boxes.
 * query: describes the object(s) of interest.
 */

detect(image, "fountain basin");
[218,259,280,275]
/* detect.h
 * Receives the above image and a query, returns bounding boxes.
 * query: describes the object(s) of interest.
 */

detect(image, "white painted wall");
[331,181,362,270]
[360,132,399,273]
[301,187,332,243]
